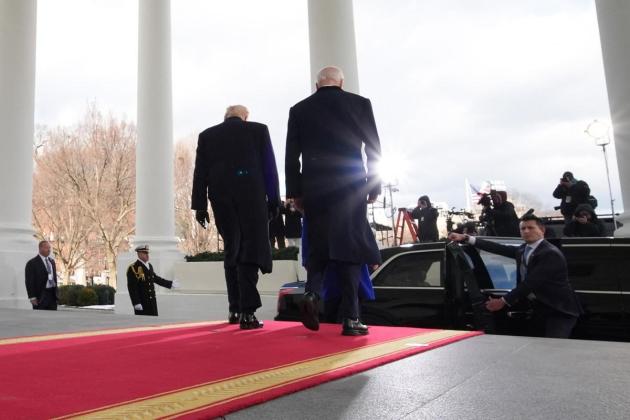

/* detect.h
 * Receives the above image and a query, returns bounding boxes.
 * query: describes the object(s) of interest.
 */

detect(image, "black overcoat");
[285,86,382,265]
[191,117,280,273]
[126,260,172,316]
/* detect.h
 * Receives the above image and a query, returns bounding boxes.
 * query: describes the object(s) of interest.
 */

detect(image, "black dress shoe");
[299,292,320,331]
[342,318,369,336]
[240,313,263,330]
[228,312,240,324]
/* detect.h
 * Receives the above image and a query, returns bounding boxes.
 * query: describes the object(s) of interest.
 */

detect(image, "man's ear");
[315,82,320,90]
[339,79,344,89]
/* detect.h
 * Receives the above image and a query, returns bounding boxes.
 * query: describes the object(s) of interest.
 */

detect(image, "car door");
[451,242,534,336]
[613,239,630,340]
[362,249,445,327]
[562,238,625,341]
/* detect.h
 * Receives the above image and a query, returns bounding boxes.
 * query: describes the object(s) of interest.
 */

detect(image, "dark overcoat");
[475,238,582,317]
[191,117,280,273]
[285,86,382,266]
[126,260,172,316]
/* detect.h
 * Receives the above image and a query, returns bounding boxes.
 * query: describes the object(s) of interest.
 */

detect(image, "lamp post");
[584,119,616,229]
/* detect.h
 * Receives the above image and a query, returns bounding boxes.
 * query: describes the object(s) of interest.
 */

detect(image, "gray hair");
[316,66,344,86]
[224,105,249,120]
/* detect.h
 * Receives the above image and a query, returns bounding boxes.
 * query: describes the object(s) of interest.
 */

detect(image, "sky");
[34,0,623,219]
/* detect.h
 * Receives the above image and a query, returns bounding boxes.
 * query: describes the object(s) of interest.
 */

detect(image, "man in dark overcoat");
[285,66,382,336]
[191,105,280,329]
[449,213,583,338]
[126,244,177,316]
[25,240,58,310]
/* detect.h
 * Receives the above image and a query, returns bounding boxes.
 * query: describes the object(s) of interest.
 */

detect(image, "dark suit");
[475,238,582,337]
[25,255,58,310]
[191,117,280,314]
[126,260,172,316]
[285,86,382,319]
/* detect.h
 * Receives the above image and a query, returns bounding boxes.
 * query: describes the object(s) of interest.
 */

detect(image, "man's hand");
[447,232,467,242]
[195,210,210,229]
[171,279,181,289]
[485,297,506,312]
[29,297,38,306]
[367,193,379,204]
[134,303,143,311]
[291,197,304,213]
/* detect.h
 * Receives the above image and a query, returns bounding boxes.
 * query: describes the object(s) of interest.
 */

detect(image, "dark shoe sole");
[342,329,369,336]
[240,322,264,330]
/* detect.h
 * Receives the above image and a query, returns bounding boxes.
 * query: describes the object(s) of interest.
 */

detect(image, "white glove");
[171,279,181,289]
[134,304,143,311]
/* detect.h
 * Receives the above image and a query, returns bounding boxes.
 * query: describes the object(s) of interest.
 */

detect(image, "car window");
[372,252,442,287]
[477,250,517,289]
[564,246,620,291]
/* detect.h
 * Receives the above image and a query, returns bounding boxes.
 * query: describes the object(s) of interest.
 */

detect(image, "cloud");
[33,0,623,216]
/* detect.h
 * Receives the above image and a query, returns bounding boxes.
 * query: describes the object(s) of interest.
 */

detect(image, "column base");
[114,236,184,315]
[614,213,630,237]
[0,224,38,309]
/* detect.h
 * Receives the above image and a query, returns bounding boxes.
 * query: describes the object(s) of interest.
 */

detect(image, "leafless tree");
[33,138,93,283]
[174,137,221,255]
[32,106,136,288]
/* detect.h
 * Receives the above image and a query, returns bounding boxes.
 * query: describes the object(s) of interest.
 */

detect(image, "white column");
[116,0,182,315]
[595,1,630,236]
[307,0,360,94]
[0,0,38,308]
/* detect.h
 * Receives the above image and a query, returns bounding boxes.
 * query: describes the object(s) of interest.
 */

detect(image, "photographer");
[563,204,605,237]
[478,190,520,237]
[553,171,590,222]
[411,195,439,242]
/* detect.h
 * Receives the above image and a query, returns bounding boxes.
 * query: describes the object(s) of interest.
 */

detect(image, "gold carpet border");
[0,321,224,346]
[60,329,475,419]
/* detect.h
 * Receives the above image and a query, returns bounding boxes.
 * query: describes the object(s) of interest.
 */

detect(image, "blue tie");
[520,246,532,280]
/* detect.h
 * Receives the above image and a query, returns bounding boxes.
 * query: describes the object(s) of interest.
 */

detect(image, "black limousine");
[275,237,630,341]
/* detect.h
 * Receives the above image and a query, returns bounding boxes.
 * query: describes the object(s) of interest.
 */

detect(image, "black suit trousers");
[34,288,57,311]
[225,264,261,313]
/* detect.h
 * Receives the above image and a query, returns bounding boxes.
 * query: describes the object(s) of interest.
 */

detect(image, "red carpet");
[0,321,481,419]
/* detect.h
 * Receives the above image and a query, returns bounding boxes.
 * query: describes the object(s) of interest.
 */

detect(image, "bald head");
[316,66,344,89]
[224,105,249,121]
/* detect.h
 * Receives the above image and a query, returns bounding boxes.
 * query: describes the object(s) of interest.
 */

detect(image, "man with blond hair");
[285,66,383,336]
[192,105,280,330]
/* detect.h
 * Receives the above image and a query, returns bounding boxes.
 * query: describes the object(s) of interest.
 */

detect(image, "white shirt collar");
[137,259,150,270]
[525,238,545,252]
[39,254,51,262]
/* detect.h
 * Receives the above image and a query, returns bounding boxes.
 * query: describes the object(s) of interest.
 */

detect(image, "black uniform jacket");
[126,260,172,316]
[25,255,58,301]
[191,117,280,273]
[475,238,582,317]
[285,86,382,265]
[411,206,439,242]
[283,205,303,239]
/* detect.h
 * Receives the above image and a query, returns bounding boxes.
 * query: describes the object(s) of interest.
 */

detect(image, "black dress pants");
[225,264,261,314]
[545,312,578,338]
[34,288,57,310]
[309,261,361,320]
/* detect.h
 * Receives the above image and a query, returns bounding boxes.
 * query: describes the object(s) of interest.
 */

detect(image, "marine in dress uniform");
[126,245,177,316]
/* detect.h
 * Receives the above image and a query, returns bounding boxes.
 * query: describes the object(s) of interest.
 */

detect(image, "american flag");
[467,180,506,208]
